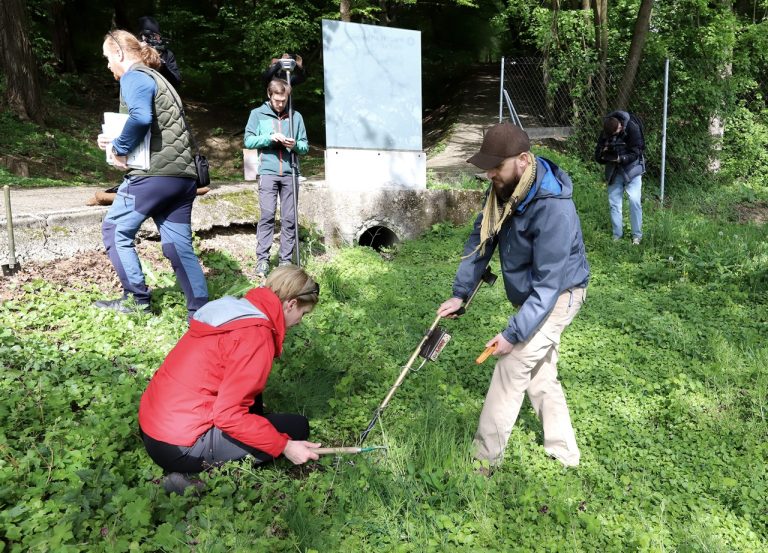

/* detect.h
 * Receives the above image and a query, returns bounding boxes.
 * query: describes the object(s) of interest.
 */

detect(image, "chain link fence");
[500,56,767,196]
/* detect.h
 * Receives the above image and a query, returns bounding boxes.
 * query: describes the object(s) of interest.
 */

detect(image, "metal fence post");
[499,57,505,123]
[660,58,669,204]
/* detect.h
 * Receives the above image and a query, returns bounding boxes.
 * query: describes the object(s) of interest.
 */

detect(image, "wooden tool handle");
[476,345,497,364]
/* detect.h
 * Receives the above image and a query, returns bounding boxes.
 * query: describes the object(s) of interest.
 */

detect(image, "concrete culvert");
[358,226,399,251]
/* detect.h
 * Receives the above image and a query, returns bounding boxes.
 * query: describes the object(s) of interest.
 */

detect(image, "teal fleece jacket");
[244,102,309,176]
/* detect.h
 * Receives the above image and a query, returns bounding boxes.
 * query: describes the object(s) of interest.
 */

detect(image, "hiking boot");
[255,260,269,279]
[278,260,292,267]
[93,296,150,314]
[162,472,206,496]
[632,237,641,246]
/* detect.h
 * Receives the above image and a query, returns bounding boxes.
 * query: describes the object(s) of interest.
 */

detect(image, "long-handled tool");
[279,57,301,267]
[316,446,386,456]
[2,185,21,276]
[358,266,498,445]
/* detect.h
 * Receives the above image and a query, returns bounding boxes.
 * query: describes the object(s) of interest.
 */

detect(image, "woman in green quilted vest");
[95,29,208,319]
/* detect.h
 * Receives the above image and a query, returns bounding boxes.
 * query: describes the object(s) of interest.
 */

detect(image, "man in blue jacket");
[438,123,589,469]
[595,111,646,245]
[244,79,309,277]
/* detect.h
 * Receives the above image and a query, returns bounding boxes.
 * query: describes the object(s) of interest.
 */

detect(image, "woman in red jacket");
[139,265,321,491]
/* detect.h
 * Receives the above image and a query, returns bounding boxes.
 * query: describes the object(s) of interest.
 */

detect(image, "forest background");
[1,0,768,193]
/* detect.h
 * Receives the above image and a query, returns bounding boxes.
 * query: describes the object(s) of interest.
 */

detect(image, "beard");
[493,176,519,203]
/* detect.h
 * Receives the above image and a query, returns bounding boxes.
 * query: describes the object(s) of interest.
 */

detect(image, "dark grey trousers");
[256,174,298,264]
[141,412,310,474]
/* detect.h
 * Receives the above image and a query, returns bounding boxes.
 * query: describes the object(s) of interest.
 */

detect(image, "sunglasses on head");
[107,30,125,59]
[296,282,320,299]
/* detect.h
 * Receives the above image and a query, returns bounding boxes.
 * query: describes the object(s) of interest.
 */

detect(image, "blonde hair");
[265,265,319,309]
[267,79,291,97]
[103,29,161,69]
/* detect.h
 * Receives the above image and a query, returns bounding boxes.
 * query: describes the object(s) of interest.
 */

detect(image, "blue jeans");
[102,176,208,316]
[608,174,642,239]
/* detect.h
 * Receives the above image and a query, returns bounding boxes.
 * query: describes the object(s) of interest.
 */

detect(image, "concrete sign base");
[325,148,426,190]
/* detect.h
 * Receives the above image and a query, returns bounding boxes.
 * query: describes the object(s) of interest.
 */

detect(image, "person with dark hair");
[95,30,208,318]
[595,110,646,245]
[138,265,322,494]
[261,53,305,89]
[438,123,589,471]
[244,79,309,278]
[137,16,182,89]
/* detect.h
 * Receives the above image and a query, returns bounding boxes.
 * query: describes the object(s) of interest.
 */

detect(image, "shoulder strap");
[132,66,199,155]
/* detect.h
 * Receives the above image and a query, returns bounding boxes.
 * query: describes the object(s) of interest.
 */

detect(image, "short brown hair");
[267,79,291,97]
[603,116,621,136]
[265,265,319,309]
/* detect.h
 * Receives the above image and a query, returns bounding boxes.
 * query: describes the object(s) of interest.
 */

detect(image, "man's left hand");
[487,333,514,356]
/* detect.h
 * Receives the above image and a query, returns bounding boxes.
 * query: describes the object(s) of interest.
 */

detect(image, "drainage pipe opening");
[358,226,399,251]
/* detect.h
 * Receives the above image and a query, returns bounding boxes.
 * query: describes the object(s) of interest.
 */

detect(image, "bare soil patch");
[0,229,260,303]
[733,201,768,225]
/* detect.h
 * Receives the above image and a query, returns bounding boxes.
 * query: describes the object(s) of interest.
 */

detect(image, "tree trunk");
[0,0,44,124]
[542,0,560,124]
[709,0,735,173]
[593,0,608,114]
[341,0,351,22]
[615,0,654,109]
[52,0,77,73]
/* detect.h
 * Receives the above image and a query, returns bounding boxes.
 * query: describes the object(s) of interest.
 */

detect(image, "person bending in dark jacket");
[139,265,321,494]
[137,16,182,89]
[261,53,306,89]
[438,123,590,470]
[595,110,646,245]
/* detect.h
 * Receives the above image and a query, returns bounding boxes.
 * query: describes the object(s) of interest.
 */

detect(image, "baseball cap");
[467,122,531,169]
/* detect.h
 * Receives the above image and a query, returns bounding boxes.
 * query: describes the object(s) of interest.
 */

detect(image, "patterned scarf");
[463,152,537,259]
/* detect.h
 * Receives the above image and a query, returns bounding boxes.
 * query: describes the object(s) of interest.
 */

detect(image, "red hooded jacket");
[138,288,290,457]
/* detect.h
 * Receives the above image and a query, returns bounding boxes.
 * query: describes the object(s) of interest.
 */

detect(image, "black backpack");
[628,112,646,151]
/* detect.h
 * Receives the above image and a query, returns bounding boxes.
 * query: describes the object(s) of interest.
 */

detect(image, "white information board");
[322,20,422,152]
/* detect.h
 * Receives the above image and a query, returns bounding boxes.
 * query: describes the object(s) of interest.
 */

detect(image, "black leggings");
[141,412,310,474]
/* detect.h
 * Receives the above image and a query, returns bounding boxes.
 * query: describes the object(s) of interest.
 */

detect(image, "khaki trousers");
[473,287,586,467]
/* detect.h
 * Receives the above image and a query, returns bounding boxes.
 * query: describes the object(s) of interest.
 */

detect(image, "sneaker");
[255,260,269,279]
[162,472,206,496]
[632,237,641,246]
[93,296,150,314]
[278,260,292,267]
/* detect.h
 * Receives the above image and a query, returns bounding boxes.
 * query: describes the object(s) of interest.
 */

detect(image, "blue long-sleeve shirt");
[112,68,156,156]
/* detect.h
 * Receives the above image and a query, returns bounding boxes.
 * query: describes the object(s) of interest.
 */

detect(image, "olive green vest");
[119,64,196,178]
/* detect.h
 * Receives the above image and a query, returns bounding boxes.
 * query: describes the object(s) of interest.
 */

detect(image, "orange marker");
[476,344,497,364]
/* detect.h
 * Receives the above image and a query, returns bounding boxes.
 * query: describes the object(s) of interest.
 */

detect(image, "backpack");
[627,112,647,173]
[628,112,646,152]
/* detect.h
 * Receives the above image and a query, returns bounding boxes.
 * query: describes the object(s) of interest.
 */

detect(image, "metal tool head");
[2,262,21,276]
[279,58,297,72]
[481,267,498,286]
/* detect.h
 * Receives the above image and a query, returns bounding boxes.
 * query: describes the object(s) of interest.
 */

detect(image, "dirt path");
[426,65,501,181]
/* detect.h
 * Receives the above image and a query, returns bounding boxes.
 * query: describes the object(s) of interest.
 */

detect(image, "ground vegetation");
[0,147,765,551]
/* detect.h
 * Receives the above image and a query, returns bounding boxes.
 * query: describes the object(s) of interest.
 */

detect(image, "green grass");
[0,110,124,188]
[0,150,766,551]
